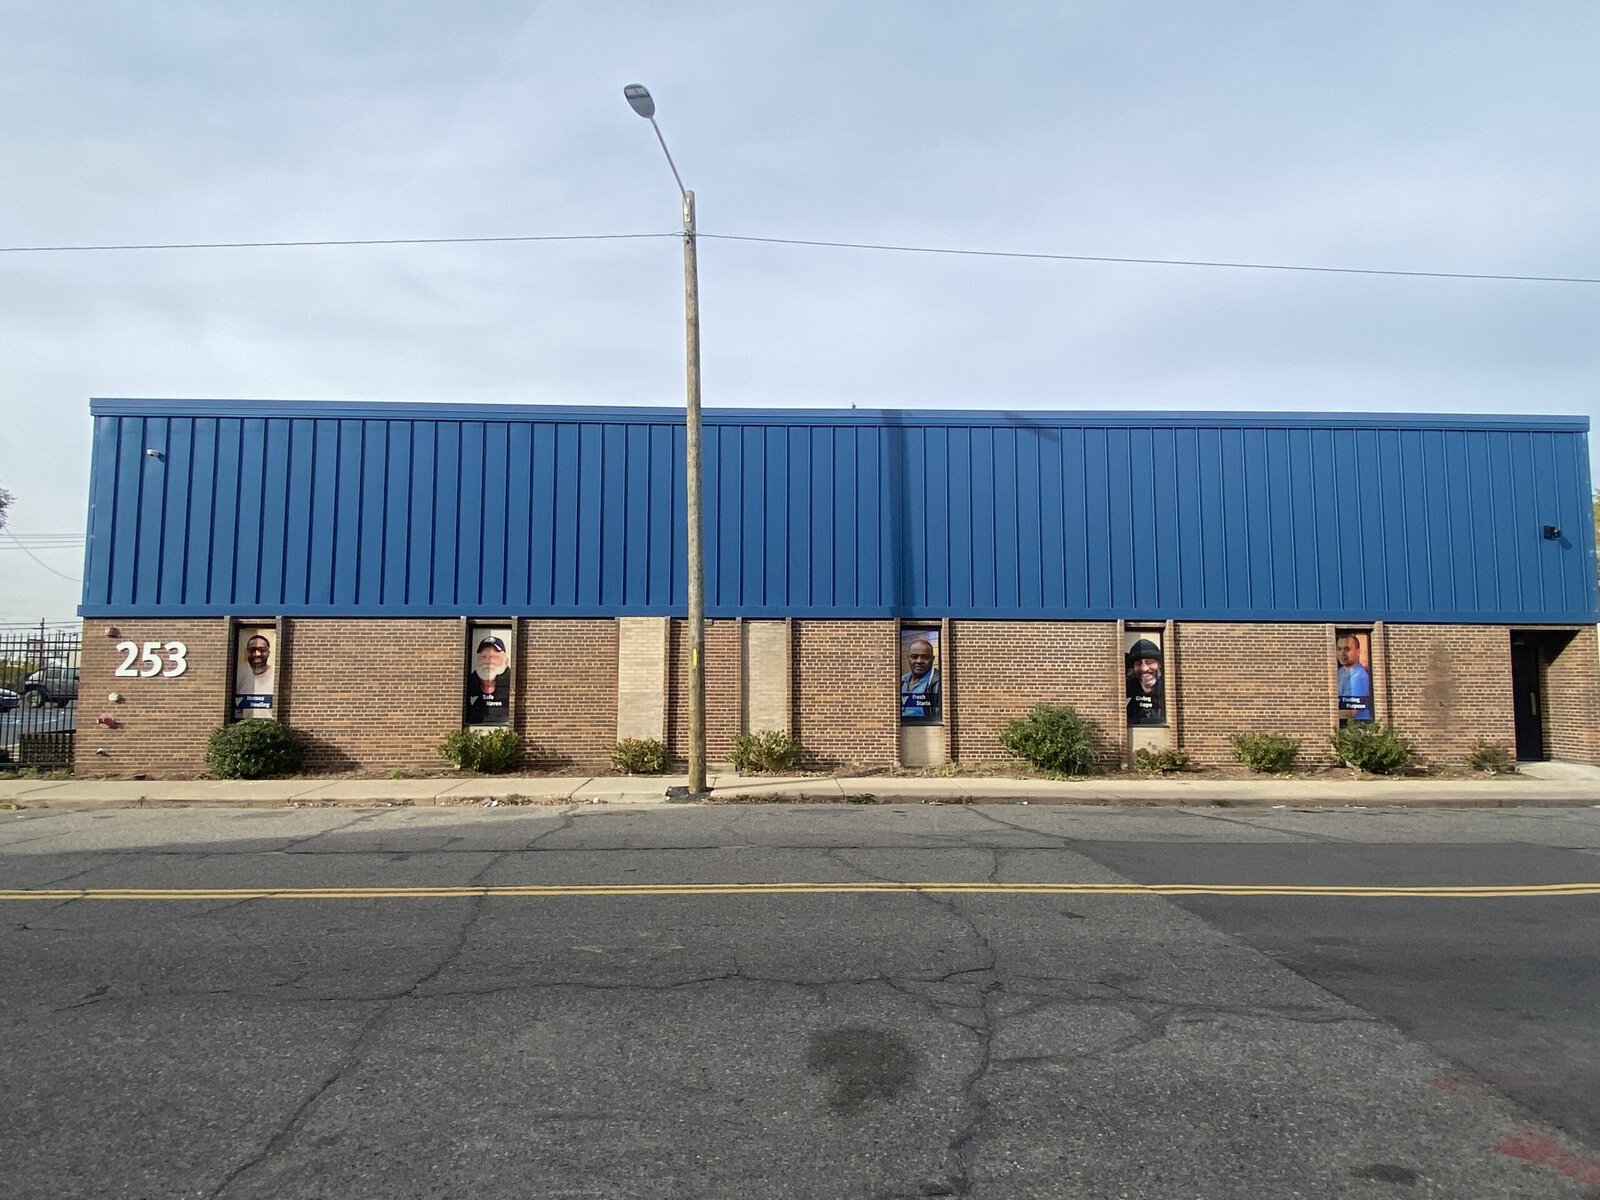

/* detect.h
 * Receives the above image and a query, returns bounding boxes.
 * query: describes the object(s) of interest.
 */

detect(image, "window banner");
[1336,630,1374,720]
[1124,631,1166,727]
[233,626,277,720]
[899,629,942,724]
[464,626,514,727]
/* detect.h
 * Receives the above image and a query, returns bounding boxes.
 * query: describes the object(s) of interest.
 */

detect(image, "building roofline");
[87,397,1590,434]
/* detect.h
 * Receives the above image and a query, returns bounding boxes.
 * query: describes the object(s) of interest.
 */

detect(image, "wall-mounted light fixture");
[145,448,163,460]
[1543,525,1563,541]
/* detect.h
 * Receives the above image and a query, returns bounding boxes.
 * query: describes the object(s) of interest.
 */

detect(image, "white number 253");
[113,640,188,678]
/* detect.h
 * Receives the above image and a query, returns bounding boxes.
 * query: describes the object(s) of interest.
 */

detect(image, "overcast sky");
[3,1,1598,626]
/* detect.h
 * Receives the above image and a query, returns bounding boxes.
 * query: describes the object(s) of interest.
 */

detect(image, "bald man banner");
[899,629,942,723]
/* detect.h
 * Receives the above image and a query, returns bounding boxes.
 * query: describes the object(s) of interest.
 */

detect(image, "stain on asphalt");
[806,1026,917,1115]
[1350,1163,1418,1185]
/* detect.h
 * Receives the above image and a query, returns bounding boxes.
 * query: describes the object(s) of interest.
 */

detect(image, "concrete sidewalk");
[2,767,1599,810]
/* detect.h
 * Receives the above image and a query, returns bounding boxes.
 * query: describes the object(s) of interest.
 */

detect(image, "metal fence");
[0,629,80,769]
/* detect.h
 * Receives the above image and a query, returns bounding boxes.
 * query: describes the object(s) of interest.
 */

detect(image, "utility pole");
[625,83,707,795]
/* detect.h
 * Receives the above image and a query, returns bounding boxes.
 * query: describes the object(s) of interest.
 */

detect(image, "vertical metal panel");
[1151,427,1181,610]
[1286,429,1317,609]
[1305,428,1337,609]
[207,418,240,606]
[788,426,813,610]
[966,427,997,610]
[381,421,412,607]
[834,426,860,608]
[156,418,192,606]
[646,424,673,608]
[764,426,788,607]
[799,427,826,610]
[857,426,882,610]
[1126,426,1157,609]
[406,421,435,605]
[453,422,483,609]
[186,416,217,607]
[84,417,120,608]
[482,422,511,607]
[259,418,291,608]
[945,425,973,611]
[233,419,266,606]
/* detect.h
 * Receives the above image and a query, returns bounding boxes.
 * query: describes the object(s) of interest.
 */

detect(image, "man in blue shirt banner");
[1337,632,1373,721]
[900,636,941,722]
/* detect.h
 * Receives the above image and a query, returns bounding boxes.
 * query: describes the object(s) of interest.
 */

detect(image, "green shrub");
[998,704,1100,776]
[1135,746,1191,774]
[439,727,522,774]
[1329,721,1414,775]
[1466,741,1516,775]
[610,737,669,774]
[731,729,803,773]
[1231,732,1302,774]
[205,719,303,779]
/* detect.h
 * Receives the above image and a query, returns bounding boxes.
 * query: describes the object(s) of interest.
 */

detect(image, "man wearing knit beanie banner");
[1125,635,1165,727]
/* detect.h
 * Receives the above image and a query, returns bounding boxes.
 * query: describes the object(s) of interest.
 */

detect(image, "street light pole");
[625,83,706,796]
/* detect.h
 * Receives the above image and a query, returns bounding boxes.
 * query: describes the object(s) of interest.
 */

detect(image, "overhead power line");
[0,228,1593,285]
[701,234,1600,285]
[0,233,675,253]
[3,531,80,583]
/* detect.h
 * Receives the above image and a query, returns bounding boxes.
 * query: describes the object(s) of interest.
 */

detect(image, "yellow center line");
[0,882,1597,901]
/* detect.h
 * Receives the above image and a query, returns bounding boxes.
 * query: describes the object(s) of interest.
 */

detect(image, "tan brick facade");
[73,615,1600,776]
[1384,624,1515,766]
[519,619,618,770]
[279,618,457,771]
[950,621,1123,765]
[1175,622,1342,766]
[666,619,741,763]
[792,620,898,767]
[74,619,231,776]
[1538,626,1600,764]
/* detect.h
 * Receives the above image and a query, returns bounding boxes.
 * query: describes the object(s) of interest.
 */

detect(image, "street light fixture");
[624,83,707,796]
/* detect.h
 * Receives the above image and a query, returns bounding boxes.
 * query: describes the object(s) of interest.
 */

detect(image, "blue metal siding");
[80,401,1599,623]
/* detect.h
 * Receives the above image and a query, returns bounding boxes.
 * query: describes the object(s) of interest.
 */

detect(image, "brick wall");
[951,621,1122,764]
[666,619,740,763]
[1385,624,1515,766]
[1541,626,1600,765]
[792,620,898,767]
[71,615,1598,775]
[615,617,667,741]
[520,619,617,770]
[284,618,459,771]
[75,619,230,777]
[1174,622,1337,765]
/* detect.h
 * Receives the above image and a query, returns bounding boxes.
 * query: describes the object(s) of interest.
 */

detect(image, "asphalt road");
[2,802,1598,1199]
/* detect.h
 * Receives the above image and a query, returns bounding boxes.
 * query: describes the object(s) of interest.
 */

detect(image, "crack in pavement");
[272,809,394,854]
[521,806,582,851]
[1184,808,1360,844]
[961,806,1078,847]
[203,845,511,1200]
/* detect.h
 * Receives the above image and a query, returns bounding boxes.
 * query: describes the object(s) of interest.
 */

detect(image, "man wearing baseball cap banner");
[464,630,514,726]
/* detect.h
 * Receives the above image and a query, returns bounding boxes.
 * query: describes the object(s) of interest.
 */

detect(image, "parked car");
[23,666,78,708]
[0,687,18,712]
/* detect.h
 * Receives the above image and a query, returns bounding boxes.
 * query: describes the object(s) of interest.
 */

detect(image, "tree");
[0,482,10,532]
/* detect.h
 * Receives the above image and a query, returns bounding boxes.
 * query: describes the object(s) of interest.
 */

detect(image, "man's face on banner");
[475,639,508,680]
[245,636,271,676]
[1337,636,1361,667]
[1130,655,1161,695]
[906,641,934,681]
